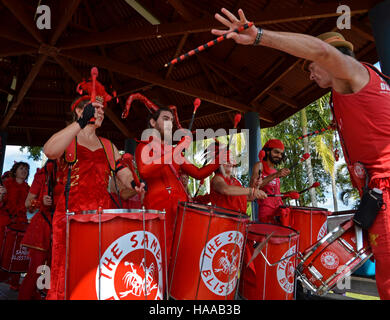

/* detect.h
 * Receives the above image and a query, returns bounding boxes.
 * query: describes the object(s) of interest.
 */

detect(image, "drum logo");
[199,231,244,296]
[96,231,163,300]
[276,245,296,294]
[321,251,339,269]
[317,222,328,240]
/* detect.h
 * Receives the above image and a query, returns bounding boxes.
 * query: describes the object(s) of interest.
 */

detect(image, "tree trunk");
[300,109,318,207]
[331,171,338,212]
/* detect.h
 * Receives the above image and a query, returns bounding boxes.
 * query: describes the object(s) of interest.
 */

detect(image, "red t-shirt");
[210,173,247,214]
[332,64,390,179]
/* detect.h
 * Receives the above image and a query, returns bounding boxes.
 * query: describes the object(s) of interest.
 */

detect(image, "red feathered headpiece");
[121,93,183,129]
[71,67,112,111]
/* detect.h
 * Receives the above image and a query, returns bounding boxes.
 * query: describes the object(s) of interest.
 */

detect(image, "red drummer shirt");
[257,161,283,219]
[210,172,247,214]
[332,64,390,179]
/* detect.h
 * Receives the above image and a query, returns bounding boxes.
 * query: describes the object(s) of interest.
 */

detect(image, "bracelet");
[253,27,263,46]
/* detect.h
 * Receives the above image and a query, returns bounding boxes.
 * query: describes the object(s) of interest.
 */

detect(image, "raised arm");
[211,8,369,91]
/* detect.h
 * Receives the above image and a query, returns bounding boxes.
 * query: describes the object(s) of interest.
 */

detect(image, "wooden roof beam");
[59,49,274,123]
[57,0,372,50]
[1,0,44,44]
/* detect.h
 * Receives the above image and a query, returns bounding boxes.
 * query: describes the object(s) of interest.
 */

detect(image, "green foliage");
[19,146,43,161]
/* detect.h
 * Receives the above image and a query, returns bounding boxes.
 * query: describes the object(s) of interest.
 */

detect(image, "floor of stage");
[0,275,379,301]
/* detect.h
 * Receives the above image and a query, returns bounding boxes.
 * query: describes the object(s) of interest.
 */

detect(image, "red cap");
[263,139,284,151]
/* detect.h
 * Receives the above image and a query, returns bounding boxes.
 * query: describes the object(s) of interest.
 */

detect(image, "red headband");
[263,139,285,151]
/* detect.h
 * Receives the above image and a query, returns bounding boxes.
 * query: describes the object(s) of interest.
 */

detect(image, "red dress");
[47,144,113,300]
[257,161,283,223]
[210,173,247,214]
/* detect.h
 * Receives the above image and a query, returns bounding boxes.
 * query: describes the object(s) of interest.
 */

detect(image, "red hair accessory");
[258,150,265,161]
[71,67,112,111]
[263,139,285,151]
[122,93,182,129]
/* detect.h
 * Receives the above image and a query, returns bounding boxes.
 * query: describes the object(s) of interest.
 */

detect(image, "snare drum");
[239,223,299,300]
[278,206,330,252]
[0,222,30,273]
[65,208,166,300]
[168,202,249,300]
[296,218,372,296]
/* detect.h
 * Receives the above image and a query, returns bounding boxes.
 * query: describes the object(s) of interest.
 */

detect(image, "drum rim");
[179,201,249,220]
[247,222,300,238]
[279,205,329,212]
[68,208,165,215]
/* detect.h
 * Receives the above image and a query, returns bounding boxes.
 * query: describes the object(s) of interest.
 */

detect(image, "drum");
[296,219,372,296]
[65,208,166,300]
[239,223,300,300]
[278,206,330,252]
[168,202,249,300]
[0,222,30,273]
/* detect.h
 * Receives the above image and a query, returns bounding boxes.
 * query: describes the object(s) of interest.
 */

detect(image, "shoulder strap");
[362,62,390,85]
[98,137,116,172]
[65,138,77,164]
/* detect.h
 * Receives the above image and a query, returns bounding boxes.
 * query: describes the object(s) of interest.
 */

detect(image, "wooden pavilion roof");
[0,0,382,150]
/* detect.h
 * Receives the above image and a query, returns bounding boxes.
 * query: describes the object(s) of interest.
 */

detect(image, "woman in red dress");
[0,162,30,289]
[43,80,143,300]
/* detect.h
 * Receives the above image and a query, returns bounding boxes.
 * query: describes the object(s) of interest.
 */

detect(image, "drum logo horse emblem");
[96,231,163,300]
[199,231,244,296]
[276,245,296,293]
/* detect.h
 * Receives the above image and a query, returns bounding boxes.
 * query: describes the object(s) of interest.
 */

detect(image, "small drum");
[278,206,330,252]
[296,219,372,296]
[168,202,249,300]
[0,222,30,273]
[239,223,300,300]
[65,208,166,300]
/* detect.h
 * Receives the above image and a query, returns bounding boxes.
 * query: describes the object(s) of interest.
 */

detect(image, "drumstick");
[298,181,320,194]
[164,22,254,68]
[89,67,98,123]
[297,124,334,140]
[188,98,201,132]
[288,153,310,171]
[267,191,300,199]
[246,232,274,267]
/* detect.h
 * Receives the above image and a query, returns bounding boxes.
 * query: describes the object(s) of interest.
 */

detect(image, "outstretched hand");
[211,8,258,45]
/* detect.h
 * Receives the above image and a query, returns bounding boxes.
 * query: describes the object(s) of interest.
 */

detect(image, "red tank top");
[332,64,390,179]
[257,161,283,217]
[210,173,247,214]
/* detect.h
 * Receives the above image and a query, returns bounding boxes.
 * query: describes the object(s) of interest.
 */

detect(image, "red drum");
[296,219,372,296]
[239,223,300,300]
[168,202,249,300]
[65,208,166,300]
[278,206,330,253]
[0,222,30,273]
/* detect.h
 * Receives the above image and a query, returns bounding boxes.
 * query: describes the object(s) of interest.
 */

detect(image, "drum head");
[179,201,248,220]
[248,223,299,244]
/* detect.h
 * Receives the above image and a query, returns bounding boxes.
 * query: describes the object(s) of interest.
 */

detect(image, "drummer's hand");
[211,8,258,45]
[135,182,146,195]
[254,176,263,188]
[254,189,267,200]
[43,195,52,206]
[277,168,290,178]
[0,186,6,196]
